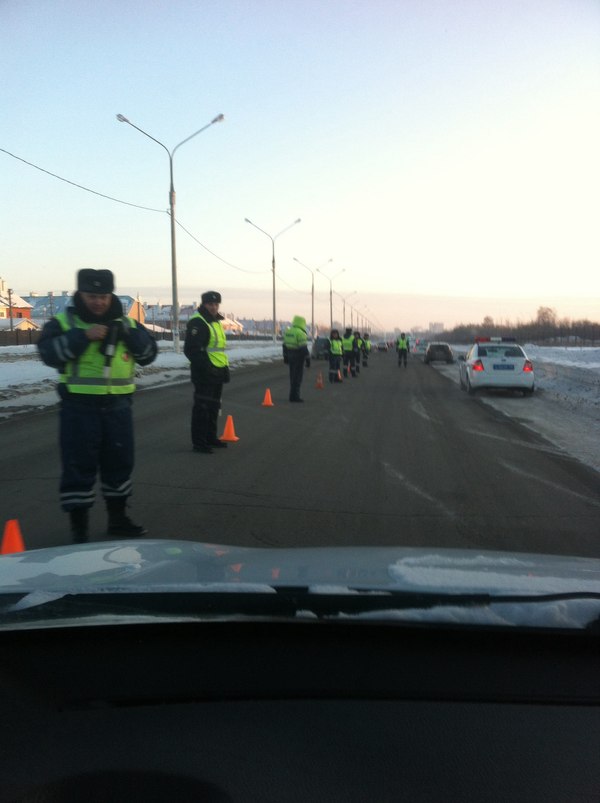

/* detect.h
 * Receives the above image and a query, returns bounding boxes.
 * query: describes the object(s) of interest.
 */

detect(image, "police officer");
[283,315,310,402]
[353,331,363,375]
[396,332,410,368]
[184,290,230,453]
[362,333,371,367]
[327,329,343,383]
[342,327,356,378]
[38,269,157,542]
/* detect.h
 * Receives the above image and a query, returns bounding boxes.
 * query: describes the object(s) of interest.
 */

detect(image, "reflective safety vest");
[342,335,354,352]
[55,311,137,395]
[355,338,364,351]
[397,337,409,350]
[329,338,343,356]
[189,312,229,367]
[283,326,307,350]
[364,339,372,352]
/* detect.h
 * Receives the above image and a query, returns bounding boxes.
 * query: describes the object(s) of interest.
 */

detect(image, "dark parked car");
[424,342,454,364]
[311,336,329,359]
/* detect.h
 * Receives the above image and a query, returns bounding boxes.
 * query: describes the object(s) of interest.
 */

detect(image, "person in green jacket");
[283,315,310,402]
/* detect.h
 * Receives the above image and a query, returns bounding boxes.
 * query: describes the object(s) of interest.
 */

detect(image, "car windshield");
[1,1,599,636]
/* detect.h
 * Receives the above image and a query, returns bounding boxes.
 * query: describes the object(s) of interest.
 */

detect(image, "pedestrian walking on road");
[283,315,310,401]
[184,290,231,454]
[327,329,343,383]
[37,269,157,543]
[396,332,410,368]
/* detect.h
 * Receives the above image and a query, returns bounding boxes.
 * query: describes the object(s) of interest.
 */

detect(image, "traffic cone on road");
[1,519,25,554]
[262,388,274,407]
[219,415,240,442]
[337,369,343,382]
[315,371,324,389]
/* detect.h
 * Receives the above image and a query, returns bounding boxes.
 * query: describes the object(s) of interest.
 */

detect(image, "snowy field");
[1,341,599,473]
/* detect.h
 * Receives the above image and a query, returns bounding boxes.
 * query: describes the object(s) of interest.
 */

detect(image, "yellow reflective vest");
[329,338,343,356]
[189,312,229,367]
[55,312,137,395]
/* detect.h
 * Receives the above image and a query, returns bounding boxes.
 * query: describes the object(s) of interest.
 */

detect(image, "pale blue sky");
[2,0,599,330]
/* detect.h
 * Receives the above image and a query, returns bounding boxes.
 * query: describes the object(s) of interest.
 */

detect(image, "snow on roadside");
[438,345,600,473]
[0,342,282,413]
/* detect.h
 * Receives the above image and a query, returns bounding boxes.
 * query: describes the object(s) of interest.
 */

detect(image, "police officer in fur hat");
[184,291,230,453]
[37,269,158,542]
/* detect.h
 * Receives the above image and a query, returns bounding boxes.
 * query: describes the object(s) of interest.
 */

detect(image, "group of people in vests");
[326,328,371,383]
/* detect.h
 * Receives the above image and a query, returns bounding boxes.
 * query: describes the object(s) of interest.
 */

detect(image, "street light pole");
[335,290,357,330]
[317,266,345,331]
[117,113,224,352]
[245,218,301,341]
[293,257,332,338]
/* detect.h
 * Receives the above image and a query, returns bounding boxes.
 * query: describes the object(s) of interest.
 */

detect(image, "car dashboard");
[1,617,599,802]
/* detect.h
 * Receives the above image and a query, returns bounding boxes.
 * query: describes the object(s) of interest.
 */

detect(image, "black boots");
[69,508,89,544]
[106,498,148,538]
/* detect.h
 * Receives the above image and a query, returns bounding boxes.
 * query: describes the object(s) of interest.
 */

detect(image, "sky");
[2,0,599,331]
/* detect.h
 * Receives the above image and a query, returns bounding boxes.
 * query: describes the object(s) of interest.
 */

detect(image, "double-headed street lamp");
[244,218,301,341]
[317,266,345,330]
[116,112,224,352]
[293,257,332,338]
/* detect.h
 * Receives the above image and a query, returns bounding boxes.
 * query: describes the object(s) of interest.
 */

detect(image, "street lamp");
[335,290,357,330]
[293,257,332,339]
[244,218,301,341]
[317,266,345,330]
[116,112,224,352]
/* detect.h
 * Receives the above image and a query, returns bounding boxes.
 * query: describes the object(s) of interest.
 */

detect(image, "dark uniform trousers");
[287,352,305,401]
[59,395,134,511]
[192,381,223,448]
[328,354,342,382]
[343,351,356,378]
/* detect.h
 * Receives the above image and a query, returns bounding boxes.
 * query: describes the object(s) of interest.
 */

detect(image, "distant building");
[429,322,444,334]
[0,278,33,321]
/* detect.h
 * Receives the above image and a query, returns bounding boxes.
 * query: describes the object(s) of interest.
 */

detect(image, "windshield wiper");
[1,587,600,626]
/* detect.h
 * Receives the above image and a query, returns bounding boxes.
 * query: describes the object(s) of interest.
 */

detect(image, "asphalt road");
[2,352,600,556]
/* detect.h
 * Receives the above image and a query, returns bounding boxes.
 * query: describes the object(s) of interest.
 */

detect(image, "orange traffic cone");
[219,414,240,442]
[337,369,343,382]
[315,371,324,389]
[262,388,274,406]
[1,519,25,555]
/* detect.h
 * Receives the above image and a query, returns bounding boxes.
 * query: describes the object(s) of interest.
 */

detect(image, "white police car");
[458,337,534,396]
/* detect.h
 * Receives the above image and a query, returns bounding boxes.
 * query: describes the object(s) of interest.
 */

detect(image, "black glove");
[305,357,311,369]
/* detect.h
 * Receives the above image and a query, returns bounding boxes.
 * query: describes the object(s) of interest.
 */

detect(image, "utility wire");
[174,219,267,275]
[2,146,326,298]
[1,147,165,212]
[2,145,270,277]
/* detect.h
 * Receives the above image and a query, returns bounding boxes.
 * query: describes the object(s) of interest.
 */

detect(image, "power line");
[1,147,165,212]
[174,219,267,275]
[2,146,317,294]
